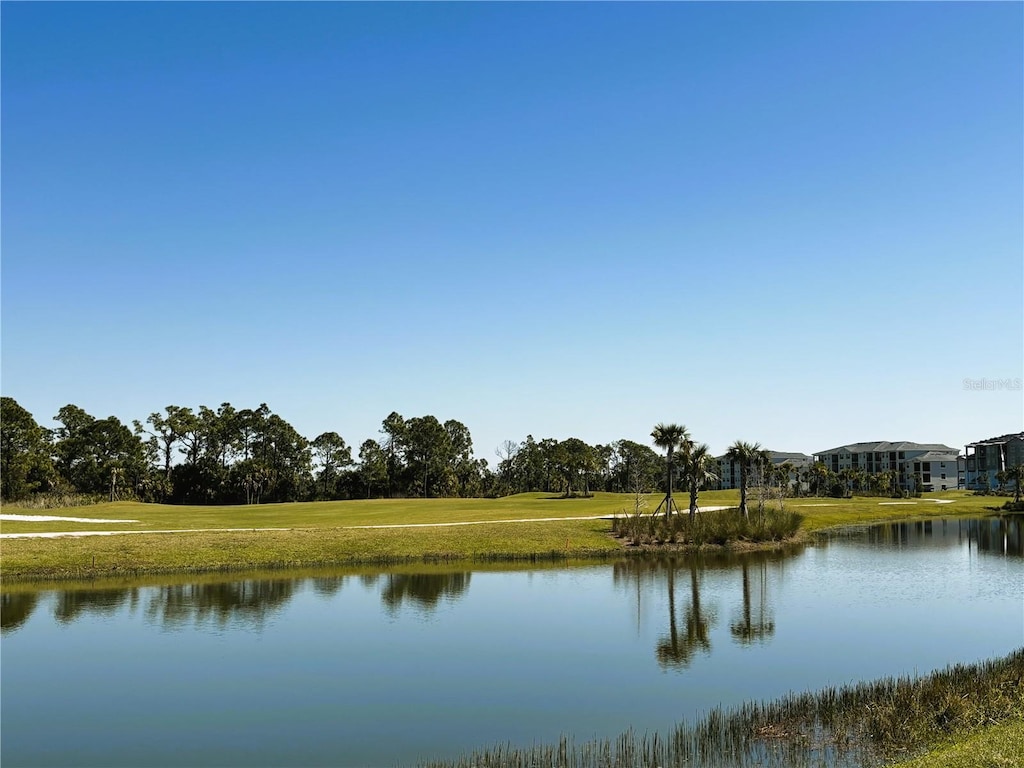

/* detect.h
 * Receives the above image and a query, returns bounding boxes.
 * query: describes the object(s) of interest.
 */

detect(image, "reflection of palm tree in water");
[730,559,775,644]
[657,559,713,669]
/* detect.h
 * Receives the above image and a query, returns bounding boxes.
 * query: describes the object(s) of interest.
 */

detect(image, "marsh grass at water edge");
[420,650,1024,768]
[611,506,804,546]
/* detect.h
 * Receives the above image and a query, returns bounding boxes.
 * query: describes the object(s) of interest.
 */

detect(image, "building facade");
[960,433,1024,490]
[717,451,812,492]
[812,441,959,492]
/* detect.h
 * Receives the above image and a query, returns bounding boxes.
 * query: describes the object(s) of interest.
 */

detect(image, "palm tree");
[682,443,719,522]
[651,423,691,516]
[725,440,761,519]
[809,461,831,497]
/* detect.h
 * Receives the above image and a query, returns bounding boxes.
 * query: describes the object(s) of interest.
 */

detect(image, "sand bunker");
[0,527,290,539]
[0,514,140,523]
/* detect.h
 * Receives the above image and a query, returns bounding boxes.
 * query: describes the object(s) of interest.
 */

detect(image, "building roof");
[814,441,957,456]
[910,451,959,462]
[716,450,812,463]
[768,452,812,465]
[965,432,1024,447]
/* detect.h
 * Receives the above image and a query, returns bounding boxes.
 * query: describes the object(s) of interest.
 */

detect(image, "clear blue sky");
[2,2,1022,462]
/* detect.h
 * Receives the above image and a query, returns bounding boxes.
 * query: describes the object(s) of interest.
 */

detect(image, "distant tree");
[311,432,353,499]
[133,405,190,487]
[53,405,147,498]
[495,440,520,495]
[725,440,762,519]
[593,443,614,492]
[610,439,661,493]
[358,439,388,498]
[380,412,407,497]
[444,419,478,497]
[0,397,55,500]
[538,437,560,493]
[556,437,595,498]
[404,415,452,497]
[773,461,796,510]
[651,423,691,516]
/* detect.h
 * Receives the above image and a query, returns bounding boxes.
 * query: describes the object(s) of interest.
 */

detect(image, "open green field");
[0,490,1007,582]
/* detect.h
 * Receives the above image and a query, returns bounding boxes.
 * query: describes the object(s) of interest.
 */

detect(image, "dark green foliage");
[1,397,55,500]
[52,404,149,500]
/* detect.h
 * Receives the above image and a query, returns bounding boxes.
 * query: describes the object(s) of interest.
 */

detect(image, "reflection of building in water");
[866,517,1022,557]
[969,517,1022,557]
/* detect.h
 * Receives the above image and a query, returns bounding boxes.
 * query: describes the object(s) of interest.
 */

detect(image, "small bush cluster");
[1,492,107,510]
[611,507,803,547]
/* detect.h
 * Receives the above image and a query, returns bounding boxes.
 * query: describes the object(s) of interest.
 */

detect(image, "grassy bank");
[419,650,1024,768]
[0,491,1002,582]
[890,719,1024,767]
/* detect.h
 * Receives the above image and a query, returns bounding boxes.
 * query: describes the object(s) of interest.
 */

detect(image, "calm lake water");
[2,517,1022,767]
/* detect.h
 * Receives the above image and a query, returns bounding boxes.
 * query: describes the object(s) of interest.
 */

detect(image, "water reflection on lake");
[1,517,1021,768]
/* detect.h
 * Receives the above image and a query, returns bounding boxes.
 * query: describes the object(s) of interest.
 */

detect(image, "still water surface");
[2,517,1022,767]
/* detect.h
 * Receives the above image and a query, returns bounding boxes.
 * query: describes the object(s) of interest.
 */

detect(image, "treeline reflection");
[1,571,474,633]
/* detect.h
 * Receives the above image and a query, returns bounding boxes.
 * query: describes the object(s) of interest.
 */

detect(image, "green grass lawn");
[0,490,1007,582]
[0,491,668,533]
[890,719,1024,768]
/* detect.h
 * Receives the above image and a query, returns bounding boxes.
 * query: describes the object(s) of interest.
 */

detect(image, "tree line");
[0,397,703,505]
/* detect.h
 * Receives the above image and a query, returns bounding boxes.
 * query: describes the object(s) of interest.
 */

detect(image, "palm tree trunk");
[664,448,674,515]
[739,465,748,518]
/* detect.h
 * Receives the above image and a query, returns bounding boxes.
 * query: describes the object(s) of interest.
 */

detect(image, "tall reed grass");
[611,507,803,547]
[419,649,1024,768]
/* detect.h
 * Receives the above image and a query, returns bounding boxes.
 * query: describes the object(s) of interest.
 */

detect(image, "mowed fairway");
[0,491,692,534]
[0,490,1006,582]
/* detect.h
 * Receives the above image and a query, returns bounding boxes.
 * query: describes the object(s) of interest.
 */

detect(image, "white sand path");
[1,514,140,523]
[1,527,291,539]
